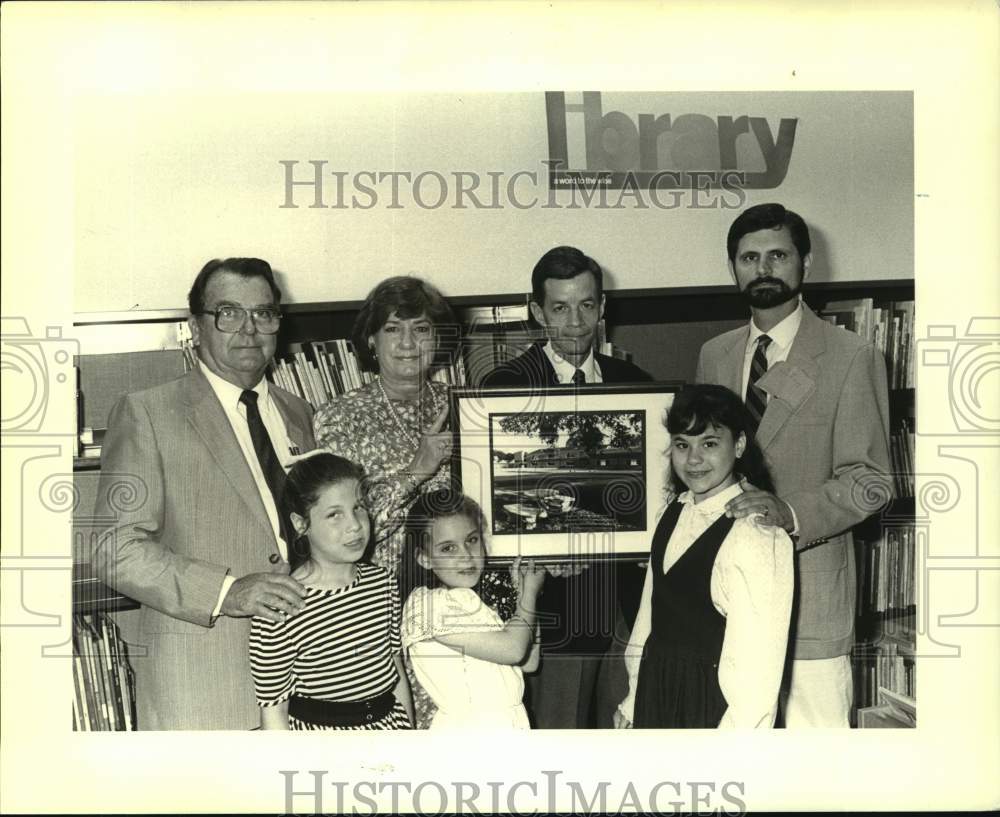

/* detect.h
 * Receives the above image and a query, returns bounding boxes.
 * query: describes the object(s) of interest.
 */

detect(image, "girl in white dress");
[399,490,544,729]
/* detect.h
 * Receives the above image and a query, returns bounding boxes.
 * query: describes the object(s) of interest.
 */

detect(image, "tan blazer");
[93,366,315,729]
[696,305,892,659]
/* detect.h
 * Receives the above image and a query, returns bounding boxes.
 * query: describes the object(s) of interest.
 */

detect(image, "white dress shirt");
[620,482,794,728]
[740,298,803,399]
[542,341,603,384]
[200,364,296,613]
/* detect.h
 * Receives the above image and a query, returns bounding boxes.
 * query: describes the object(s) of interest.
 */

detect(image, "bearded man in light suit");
[696,204,892,727]
[93,257,314,729]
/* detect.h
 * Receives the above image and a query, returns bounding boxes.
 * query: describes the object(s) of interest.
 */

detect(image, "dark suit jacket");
[93,365,315,729]
[486,343,653,653]
[697,305,892,660]
[484,342,652,391]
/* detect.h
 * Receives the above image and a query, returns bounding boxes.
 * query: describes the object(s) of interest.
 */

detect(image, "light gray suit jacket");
[93,365,315,729]
[696,305,892,659]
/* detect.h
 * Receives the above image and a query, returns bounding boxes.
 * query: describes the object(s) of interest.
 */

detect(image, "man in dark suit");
[93,257,315,729]
[696,204,892,727]
[485,245,651,728]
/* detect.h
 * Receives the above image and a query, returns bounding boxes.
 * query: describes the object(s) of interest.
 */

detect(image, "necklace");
[377,376,421,448]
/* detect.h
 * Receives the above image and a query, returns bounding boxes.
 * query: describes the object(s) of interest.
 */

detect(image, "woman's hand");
[406,405,452,478]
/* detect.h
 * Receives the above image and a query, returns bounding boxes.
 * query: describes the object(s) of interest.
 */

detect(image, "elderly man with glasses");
[93,257,316,730]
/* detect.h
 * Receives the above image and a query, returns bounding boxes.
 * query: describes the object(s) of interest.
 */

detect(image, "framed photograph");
[450,382,681,563]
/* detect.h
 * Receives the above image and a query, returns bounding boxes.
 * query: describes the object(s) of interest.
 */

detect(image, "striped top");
[249,563,401,706]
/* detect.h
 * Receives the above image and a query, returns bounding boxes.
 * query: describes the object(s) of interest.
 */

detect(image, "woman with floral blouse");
[313,275,516,728]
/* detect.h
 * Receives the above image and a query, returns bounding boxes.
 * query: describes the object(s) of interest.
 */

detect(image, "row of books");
[268,339,374,408]
[857,526,917,616]
[819,298,914,388]
[854,639,916,712]
[72,612,136,731]
[889,418,915,497]
[265,338,469,410]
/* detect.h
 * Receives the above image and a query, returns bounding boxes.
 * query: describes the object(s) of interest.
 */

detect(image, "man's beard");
[742,276,801,309]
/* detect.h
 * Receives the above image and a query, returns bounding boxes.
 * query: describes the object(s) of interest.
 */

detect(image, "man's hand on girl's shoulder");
[725,479,795,533]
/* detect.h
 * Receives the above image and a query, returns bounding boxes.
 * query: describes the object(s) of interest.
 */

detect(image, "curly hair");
[351,275,457,374]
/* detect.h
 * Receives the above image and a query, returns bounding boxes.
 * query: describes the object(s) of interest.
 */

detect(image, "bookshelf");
[72,279,915,729]
[813,292,916,727]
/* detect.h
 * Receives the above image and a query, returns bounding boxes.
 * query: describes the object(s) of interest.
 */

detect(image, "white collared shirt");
[740,299,804,399]
[199,364,295,559]
[542,341,603,384]
[200,364,298,617]
[620,482,794,728]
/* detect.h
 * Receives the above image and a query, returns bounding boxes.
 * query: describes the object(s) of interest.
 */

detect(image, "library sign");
[545,91,797,191]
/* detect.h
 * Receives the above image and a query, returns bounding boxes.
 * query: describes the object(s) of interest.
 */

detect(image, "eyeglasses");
[198,306,282,334]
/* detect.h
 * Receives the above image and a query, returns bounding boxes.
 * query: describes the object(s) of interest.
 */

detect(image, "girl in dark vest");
[615,384,793,728]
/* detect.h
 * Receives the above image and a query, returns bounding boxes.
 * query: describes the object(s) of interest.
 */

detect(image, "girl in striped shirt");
[250,453,413,730]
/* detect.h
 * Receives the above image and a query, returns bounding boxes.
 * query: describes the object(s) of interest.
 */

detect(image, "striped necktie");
[745,335,772,436]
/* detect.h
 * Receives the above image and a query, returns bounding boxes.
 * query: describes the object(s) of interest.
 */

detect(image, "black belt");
[288,690,395,727]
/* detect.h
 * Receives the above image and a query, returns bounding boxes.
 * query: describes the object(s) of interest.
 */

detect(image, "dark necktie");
[239,390,289,543]
[745,335,772,436]
[571,368,586,386]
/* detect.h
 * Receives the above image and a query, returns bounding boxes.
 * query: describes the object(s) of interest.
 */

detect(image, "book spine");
[88,616,112,730]
[100,615,127,730]
[328,341,349,392]
[901,303,914,389]
[331,338,360,394]
[78,617,103,729]
[310,343,334,402]
[340,339,363,391]
[117,630,136,731]
[72,621,90,731]
[291,351,316,407]
[308,361,326,407]
[324,349,345,395]
[277,360,301,400]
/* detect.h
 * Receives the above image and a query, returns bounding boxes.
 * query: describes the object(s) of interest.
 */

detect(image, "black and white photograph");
[1,2,998,815]
[453,385,674,561]
[489,408,647,535]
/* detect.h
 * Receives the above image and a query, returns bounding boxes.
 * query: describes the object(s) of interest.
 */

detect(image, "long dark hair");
[398,489,486,605]
[281,452,368,573]
[665,384,775,496]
